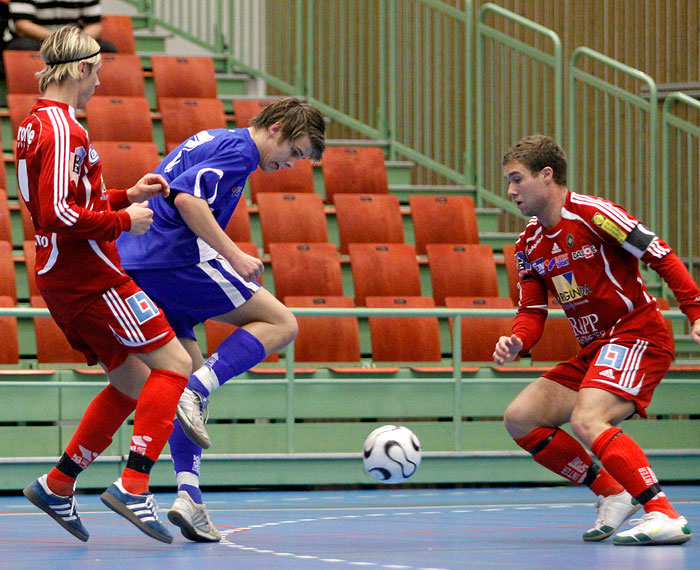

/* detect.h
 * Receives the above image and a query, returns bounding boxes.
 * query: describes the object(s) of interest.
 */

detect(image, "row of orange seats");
[0,290,585,367]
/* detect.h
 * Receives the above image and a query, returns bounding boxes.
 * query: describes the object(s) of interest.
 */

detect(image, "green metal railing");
[568,47,658,228]
[661,93,700,284]
[0,305,692,452]
[475,2,563,212]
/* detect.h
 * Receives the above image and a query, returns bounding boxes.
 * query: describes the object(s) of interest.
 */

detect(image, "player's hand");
[691,319,700,346]
[127,173,170,203]
[493,334,523,365]
[125,202,154,235]
[227,249,264,283]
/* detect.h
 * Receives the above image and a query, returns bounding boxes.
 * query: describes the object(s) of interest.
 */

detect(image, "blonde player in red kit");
[494,134,700,546]
[17,25,192,543]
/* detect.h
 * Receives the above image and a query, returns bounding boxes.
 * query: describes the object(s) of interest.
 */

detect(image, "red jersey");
[512,191,700,354]
[15,99,132,310]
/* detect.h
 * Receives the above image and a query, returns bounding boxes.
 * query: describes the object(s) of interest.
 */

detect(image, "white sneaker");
[167,491,221,542]
[176,388,211,449]
[613,511,692,545]
[582,491,641,541]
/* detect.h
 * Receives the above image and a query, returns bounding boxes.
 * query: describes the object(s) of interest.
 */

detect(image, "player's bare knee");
[278,310,298,346]
[569,407,599,447]
[503,400,527,439]
[163,342,193,378]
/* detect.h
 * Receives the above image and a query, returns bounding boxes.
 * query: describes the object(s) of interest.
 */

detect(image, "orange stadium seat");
[445,296,515,362]
[269,242,343,301]
[95,53,145,97]
[150,56,218,105]
[284,296,361,363]
[7,94,40,139]
[366,296,442,362]
[257,192,328,253]
[321,146,388,204]
[85,96,154,142]
[0,241,17,302]
[334,193,404,254]
[501,244,520,306]
[409,195,479,254]
[232,99,275,128]
[0,295,19,364]
[31,295,85,363]
[0,190,11,243]
[348,243,421,306]
[224,200,253,243]
[101,15,137,54]
[159,97,227,153]
[248,160,315,204]
[22,240,39,298]
[3,51,44,93]
[92,142,161,189]
[427,243,499,306]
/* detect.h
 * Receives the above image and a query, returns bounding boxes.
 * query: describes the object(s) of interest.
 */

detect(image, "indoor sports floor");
[1,485,698,569]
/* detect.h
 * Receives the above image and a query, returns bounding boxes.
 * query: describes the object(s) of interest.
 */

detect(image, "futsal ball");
[362,425,421,483]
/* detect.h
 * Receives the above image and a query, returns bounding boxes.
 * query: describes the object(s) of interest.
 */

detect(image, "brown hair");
[503,134,568,185]
[249,97,326,161]
[37,25,101,93]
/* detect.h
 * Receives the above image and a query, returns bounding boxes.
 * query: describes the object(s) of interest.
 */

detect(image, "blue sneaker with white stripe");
[100,478,173,544]
[23,474,89,542]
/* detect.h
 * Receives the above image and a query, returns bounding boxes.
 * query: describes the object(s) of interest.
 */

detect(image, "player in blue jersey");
[116,97,326,541]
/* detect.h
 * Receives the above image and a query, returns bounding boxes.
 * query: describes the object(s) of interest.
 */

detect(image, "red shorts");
[41,280,176,371]
[542,336,672,418]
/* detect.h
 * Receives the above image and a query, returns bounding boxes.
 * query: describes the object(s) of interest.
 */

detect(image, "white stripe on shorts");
[103,288,147,344]
[196,258,257,308]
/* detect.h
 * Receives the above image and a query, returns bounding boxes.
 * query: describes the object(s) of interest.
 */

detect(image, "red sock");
[47,385,137,496]
[515,427,595,485]
[121,369,187,495]
[592,427,678,518]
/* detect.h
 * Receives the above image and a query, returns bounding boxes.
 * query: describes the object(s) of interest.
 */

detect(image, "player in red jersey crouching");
[494,134,700,545]
[17,25,192,543]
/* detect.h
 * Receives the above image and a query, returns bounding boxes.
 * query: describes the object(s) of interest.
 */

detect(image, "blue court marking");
[0,486,697,569]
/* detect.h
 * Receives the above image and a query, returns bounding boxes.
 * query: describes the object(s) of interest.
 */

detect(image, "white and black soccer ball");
[362,425,421,483]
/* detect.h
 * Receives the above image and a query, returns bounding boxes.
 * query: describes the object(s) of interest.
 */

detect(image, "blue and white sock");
[169,419,203,503]
[187,328,266,398]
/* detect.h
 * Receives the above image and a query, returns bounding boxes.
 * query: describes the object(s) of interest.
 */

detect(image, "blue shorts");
[126,257,260,339]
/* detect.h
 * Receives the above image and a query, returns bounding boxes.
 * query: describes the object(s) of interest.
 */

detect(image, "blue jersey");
[117,128,259,269]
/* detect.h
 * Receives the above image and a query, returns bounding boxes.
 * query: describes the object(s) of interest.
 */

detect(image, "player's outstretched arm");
[174,192,264,282]
[127,173,170,203]
[493,334,523,366]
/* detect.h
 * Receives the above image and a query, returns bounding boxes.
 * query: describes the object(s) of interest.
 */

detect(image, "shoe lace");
[196,395,210,425]
[143,494,161,520]
[626,512,661,529]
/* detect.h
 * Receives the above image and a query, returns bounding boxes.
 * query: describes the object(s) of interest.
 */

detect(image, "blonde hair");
[37,25,101,93]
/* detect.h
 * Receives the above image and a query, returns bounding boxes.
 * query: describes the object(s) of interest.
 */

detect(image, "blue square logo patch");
[125,291,160,324]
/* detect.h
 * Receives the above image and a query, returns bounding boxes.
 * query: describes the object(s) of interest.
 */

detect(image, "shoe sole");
[23,485,89,542]
[614,534,692,546]
[167,509,221,542]
[176,406,211,449]
[101,491,173,544]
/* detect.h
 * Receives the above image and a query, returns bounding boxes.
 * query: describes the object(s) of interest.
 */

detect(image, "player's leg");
[99,337,191,544]
[23,293,152,542]
[164,336,220,541]
[178,287,296,448]
[572,342,691,545]
[504,374,636,541]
